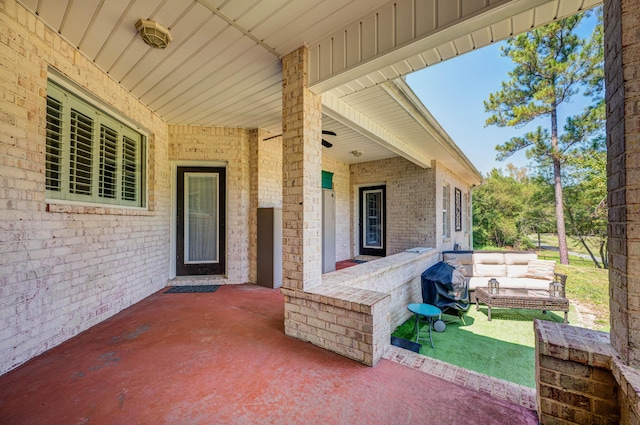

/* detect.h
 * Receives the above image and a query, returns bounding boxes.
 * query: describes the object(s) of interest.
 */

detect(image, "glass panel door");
[363,189,383,249]
[185,173,218,264]
[359,185,386,256]
[176,167,226,276]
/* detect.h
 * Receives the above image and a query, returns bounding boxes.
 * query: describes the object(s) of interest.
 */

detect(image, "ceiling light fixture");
[351,150,363,157]
[136,19,173,49]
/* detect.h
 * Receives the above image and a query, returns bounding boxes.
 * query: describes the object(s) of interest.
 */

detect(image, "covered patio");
[0,284,538,424]
[2,0,640,423]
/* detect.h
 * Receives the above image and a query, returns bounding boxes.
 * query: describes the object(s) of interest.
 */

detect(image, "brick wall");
[351,157,433,255]
[281,46,323,291]
[283,249,439,366]
[350,157,472,256]
[0,1,171,375]
[249,130,282,283]
[435,163,473,251]
[168,125,251,284]
[257,133,283,209]
[606,0,640,369]
[535,321,620,424]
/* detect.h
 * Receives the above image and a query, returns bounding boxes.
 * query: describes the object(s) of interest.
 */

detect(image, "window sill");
[46,202,152,216]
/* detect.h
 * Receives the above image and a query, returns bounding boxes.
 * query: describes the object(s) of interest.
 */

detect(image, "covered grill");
[421,261,470,315]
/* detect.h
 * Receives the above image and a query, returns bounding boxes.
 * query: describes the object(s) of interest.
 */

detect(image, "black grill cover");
[421,261,470,313]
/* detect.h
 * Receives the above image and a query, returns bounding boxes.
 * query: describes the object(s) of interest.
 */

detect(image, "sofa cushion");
[472,252,506,277]
[526,259,556,280]
[474,263,507,277]
[504,252,538,278]
[468,276,552,291]
[472,252,505,264]
[504,252,538,265]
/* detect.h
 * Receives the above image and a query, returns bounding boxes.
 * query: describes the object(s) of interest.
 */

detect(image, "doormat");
[164,285,220,294]
[352,259,368,264]
[391,336,421,353]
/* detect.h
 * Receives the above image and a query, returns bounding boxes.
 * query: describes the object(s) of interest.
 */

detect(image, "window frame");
[45,78,147,209]
[442,183,451,239]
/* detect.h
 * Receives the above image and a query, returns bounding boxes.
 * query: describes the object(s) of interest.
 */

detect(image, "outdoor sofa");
[441,250,567,297]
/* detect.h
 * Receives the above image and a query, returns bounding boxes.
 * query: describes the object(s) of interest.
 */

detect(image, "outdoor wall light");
[351,150,363,157]
[136,19,173,49]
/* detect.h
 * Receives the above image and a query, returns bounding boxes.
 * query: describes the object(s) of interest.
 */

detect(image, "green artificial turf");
[392,305,578,388]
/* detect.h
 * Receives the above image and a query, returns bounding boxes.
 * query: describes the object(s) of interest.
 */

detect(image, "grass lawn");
[392,306,578,388]
[392,252,610,387]
[537,250,610,331]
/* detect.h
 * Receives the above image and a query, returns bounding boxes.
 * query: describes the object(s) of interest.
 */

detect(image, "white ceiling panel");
[77,0,130,59]
[35,0,69,30]
[470,27,493,47]
[142,26,244,102]
[558,0,586,17]
[233,0,291,31]
[512,10,535,34]
[16,0,597,179]
[490,20,513,42]
[58,0,99,47]
[534,1,560,27]
[122,4,213,88]
[94,0,168,70]
[131,16,228,96]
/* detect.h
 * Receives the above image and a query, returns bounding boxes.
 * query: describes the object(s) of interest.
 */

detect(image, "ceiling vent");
[136,19,172,49]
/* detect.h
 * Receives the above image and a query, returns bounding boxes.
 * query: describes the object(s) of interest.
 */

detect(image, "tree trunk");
[566,205,601,268]
[551,108,570,264]
[599,240,609,269]
[578,236,602,268]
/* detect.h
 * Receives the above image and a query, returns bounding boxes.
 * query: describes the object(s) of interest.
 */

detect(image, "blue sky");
[407,12,599,176]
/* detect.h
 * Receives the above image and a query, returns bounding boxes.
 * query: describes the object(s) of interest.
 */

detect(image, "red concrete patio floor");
[0,284,538,425]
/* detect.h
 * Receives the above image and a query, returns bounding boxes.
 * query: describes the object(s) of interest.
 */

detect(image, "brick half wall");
[283,249,439,366]
[534,320,640,424]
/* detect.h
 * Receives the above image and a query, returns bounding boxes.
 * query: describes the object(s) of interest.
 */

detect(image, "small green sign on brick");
[321,171,333,189]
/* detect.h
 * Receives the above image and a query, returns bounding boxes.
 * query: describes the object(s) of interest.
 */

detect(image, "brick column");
[605,0,640,367]
[281,46,323,291]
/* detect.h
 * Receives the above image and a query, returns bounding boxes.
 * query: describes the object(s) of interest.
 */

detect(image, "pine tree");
[484,9,603,264]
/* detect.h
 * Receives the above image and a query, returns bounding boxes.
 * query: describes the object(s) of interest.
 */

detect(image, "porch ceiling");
[21,0,598,183]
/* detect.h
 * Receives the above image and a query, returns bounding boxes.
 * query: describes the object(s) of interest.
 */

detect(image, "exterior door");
[359,185,386,257]
[176,167,226,275]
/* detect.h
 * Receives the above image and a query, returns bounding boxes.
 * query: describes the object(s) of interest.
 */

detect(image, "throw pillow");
[526,259,556,280]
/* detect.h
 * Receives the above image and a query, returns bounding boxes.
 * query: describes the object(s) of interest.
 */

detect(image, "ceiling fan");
[262,130,337,148]
[322,130,336,148]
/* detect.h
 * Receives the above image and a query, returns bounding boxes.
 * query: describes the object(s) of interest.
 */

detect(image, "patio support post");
[605,0,640,367]
[281,45,323,292]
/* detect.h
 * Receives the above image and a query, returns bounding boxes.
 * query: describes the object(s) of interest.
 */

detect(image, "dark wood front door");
[176,167,226,275]
[359,185,386,257]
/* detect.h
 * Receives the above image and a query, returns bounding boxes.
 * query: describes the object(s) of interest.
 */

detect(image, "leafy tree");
[519,177,556,247]
[484,9,603,264]
[472,168,535,249]
[564,146,607,267]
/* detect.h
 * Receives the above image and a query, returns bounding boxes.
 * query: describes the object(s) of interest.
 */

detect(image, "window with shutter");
[45,79,146,208]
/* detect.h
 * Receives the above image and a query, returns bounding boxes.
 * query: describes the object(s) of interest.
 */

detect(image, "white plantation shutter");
[45,80,145,207]
[99,123,118,199]
[121,134,140,203]
[45,93,64,192]
[69,107,94,196]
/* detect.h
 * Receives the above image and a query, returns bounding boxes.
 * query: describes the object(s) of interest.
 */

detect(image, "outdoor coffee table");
[475,287,569,324]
